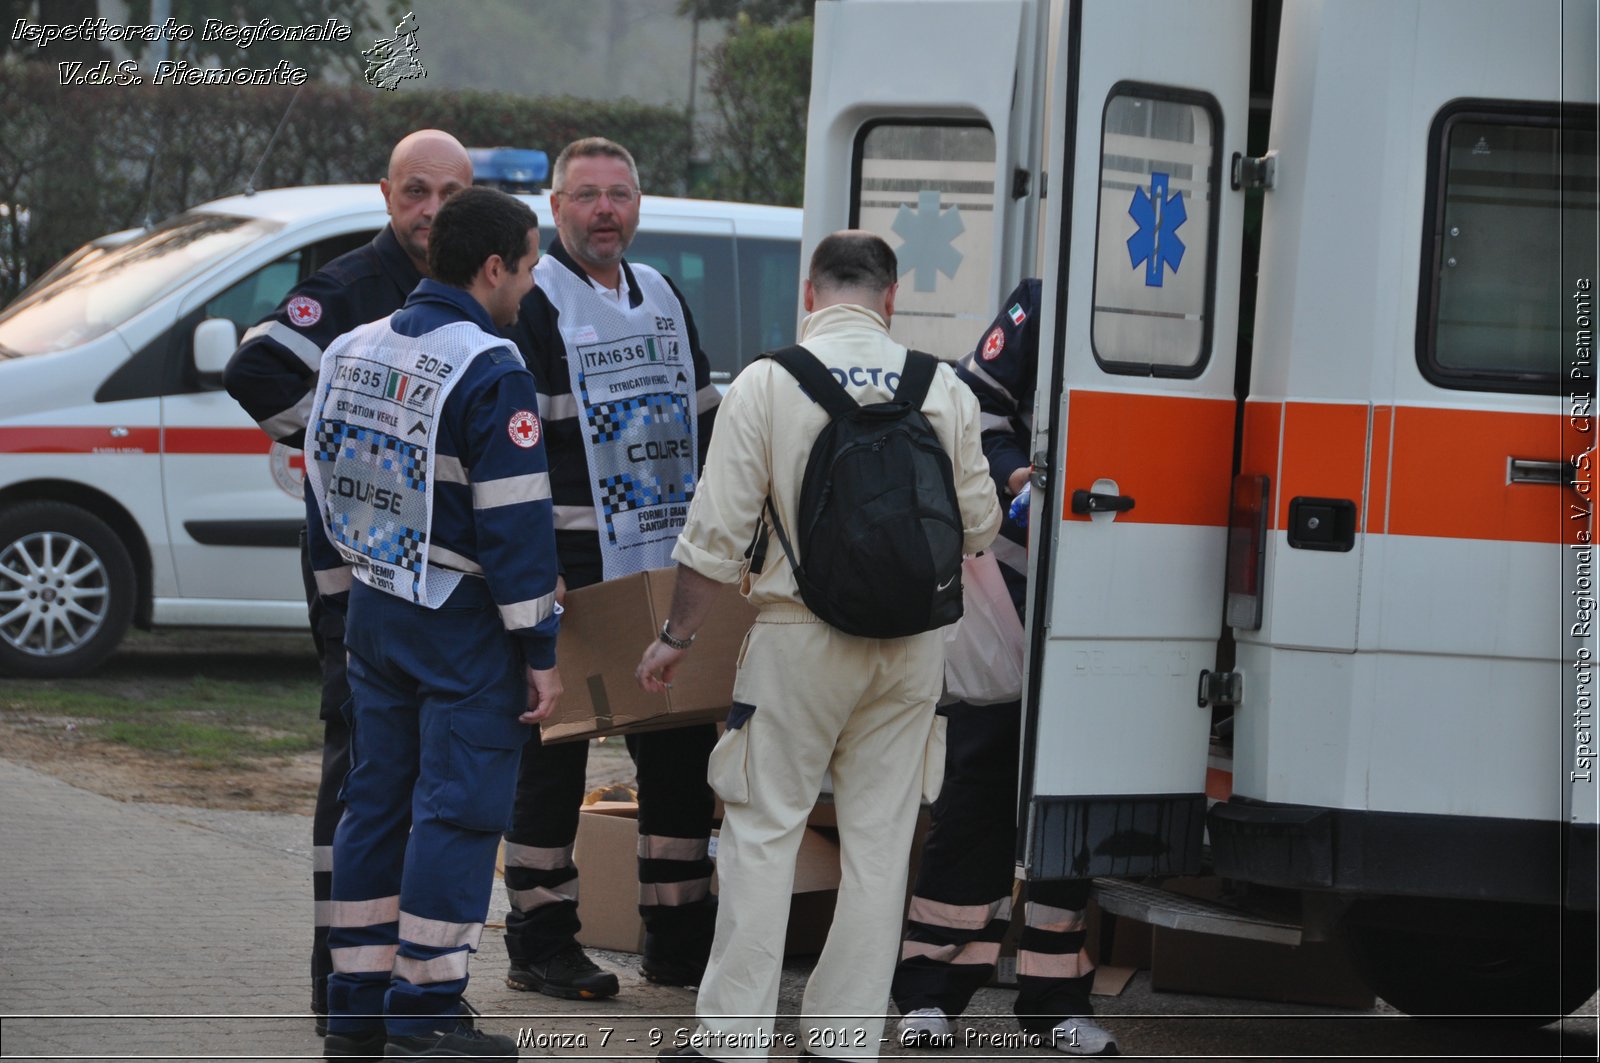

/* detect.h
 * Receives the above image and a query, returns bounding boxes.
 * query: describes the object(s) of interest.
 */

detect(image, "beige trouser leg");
[695,616,943,1060]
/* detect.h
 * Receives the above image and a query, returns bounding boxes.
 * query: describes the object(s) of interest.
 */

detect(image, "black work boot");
[505,943,619,1000]
[323,1028,386,1062]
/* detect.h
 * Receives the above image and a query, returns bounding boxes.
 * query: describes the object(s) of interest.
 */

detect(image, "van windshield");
[0,212,282,359]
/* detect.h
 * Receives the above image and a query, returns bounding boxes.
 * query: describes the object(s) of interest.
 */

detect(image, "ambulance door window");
[203,253,302,333]
[1090,86,1222,376]
[851,120,996,357]
[1419,104,1598,392]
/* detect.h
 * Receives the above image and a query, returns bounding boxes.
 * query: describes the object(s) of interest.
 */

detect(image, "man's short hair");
[427,187,539,288]
[551,137,640,191]
[808,232,898,294]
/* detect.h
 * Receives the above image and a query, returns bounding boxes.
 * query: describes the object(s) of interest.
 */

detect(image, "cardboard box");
[540,568,757,743]
[570,801,844,957]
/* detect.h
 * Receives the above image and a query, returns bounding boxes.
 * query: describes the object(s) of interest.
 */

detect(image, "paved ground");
[1,755,1594,1062]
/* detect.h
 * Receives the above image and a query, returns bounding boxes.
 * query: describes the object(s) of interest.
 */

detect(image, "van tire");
[1345,898,1597,1023]
[0,501,136,678]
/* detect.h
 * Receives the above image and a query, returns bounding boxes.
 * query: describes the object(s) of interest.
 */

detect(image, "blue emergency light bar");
[467,148,551,194]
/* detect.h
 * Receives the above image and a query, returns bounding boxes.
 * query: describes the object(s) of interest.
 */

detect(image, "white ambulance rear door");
[1022,0,1252,878]
[802,0,1047,358]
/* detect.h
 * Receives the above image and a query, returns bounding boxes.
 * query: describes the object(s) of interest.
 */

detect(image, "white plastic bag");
[942,552,1025,705]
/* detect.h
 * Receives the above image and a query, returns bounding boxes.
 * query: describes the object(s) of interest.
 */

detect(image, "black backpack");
[757,344,965,638]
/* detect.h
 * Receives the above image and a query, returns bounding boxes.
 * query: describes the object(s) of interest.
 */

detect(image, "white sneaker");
[1050,1016,1120,1056]
[897,1007,954,1049]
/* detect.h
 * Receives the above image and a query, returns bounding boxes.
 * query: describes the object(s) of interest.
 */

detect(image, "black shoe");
[324,1028,386,1061]
[505,944,619,1000]
[640,953,707,988]
[385,1025,518,1059]
[315,1012,329,1038]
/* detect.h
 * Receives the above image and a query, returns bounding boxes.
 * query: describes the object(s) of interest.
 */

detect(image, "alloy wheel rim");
[0,531,110,657]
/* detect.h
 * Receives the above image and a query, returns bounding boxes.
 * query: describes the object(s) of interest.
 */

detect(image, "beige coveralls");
[671,302,1002,1059]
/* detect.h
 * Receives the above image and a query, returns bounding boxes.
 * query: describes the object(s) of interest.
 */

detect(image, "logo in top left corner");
[508,410,541,448]
[287,296,322,328]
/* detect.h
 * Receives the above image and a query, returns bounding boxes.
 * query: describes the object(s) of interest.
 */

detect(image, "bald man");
[224,129,473,1035]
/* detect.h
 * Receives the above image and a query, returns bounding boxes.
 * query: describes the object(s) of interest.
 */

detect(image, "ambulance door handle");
[1508,458,1576,486]
[1071,489,1135,514]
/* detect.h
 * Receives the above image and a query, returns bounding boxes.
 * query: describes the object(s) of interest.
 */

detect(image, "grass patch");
[0,629,323,769]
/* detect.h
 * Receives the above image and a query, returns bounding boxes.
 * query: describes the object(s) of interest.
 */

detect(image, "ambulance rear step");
[1091,878,1302,945]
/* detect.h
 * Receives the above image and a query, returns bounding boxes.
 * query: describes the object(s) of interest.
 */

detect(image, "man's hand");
[635,640,687,694]
[555,575,567,609]
[521,665,563,724]
[1007,465,1032,496]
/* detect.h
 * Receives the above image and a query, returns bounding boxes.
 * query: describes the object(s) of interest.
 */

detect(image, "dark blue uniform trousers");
[327,579,528,1036]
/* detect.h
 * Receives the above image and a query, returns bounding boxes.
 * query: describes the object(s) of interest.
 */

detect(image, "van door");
[1023,0,1252,878]
[802,0,1046,357]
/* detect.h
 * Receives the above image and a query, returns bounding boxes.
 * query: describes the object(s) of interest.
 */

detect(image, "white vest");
[536,257,700,580]
[305,317,503,605]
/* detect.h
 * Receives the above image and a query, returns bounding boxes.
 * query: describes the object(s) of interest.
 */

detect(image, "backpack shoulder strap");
[894,350,939,409]
[761,344,857,419]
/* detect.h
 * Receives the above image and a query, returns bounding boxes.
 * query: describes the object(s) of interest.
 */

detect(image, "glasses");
[559,185,637,206]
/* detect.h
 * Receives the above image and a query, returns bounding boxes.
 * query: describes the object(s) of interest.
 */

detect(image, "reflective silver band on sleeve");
[537,392,579,421]
[242,320,325,372]
[499,590,557,629]
[314,565,354,596]
[696,384,721,413]
[434,454,468,485]
[427,545,483,575]
[957,353,1018,407]
[980,411,1015,434]
[259,389,317,441]
[399,911,484,950]
[473,472,552,510]
[553,505,599,531]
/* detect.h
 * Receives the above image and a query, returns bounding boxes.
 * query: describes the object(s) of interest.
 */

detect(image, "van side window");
[852,120,996,357]
[626,232,738,382]
[1418,103,1597,392]
[739,238,802,370]
[1090,84,1222,376]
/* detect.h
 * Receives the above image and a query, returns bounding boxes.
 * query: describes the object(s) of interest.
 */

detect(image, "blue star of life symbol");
[892,190,964,293]
[1126,172,1187,288]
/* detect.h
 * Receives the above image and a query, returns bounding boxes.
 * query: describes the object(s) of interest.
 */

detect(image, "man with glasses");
[499,137,721,1000]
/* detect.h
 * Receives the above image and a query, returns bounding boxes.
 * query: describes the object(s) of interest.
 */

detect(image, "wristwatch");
[658,619,695,651]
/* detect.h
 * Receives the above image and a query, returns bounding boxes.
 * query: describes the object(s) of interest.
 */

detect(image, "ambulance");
[0,185,800,677]
[802,0,1597,1018]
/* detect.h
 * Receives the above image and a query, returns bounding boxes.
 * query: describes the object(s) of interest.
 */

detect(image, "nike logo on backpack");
[937,575,957,592]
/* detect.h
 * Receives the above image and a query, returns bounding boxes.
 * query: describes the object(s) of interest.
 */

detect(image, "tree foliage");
[677,0,814,25]
[696,16,811,206]
[0,64,689,301]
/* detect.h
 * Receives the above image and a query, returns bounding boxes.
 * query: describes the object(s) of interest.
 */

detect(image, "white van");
[0,185,801,677]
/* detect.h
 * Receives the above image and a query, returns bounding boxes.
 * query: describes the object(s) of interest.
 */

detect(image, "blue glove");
[1008,482,1032,528]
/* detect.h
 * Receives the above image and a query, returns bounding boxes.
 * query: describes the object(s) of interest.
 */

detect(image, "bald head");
[380,129,474,274]
[803,229,900,318]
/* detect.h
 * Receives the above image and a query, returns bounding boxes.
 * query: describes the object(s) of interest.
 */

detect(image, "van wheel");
[0,501,135,678]
[1345,898,1598,1023]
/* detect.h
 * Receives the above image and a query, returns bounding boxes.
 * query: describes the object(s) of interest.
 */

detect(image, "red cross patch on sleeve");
[508,410,541,448]
[981,326,1005,361]
[287,296,322,327]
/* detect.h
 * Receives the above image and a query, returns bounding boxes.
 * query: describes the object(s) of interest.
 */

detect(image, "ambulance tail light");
[1225,474,1270,630]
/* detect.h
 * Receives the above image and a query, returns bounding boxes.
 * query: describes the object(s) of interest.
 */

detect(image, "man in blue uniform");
[309,187,558,1062]
[891,279,1121,1056]
[497,137,720,999]
[223,130,473,1031]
